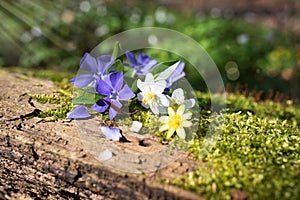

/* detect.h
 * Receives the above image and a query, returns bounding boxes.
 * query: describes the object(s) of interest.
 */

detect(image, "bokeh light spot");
[80,1,91,13]
[225,61,240,81]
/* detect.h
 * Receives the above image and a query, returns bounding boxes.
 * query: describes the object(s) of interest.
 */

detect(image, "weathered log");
[0,72,201,200]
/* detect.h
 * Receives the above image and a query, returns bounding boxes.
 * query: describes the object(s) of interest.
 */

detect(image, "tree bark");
[0,72,201,200]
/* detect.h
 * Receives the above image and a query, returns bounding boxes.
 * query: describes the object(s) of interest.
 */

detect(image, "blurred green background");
[1,0,300,98]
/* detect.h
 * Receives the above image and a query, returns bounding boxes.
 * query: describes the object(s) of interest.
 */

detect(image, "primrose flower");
[165,61,186,89]
[70,53,114,88]
[159,105,192,139]
[168,88,195,110]
[92,72,135,119]
[137,73,169,114]
[125,51,158,76]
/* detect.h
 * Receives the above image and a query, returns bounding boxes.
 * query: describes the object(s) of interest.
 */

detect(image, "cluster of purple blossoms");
[67,52,135,120]
[124,51,158,76]
[67,50,186,141]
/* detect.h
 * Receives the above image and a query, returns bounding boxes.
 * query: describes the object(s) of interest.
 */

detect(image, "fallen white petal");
[98,149,113,161]
[130,121,143,132]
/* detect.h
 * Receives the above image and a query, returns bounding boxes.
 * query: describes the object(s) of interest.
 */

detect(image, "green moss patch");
[29,88,73,121]
[172,94,300,200]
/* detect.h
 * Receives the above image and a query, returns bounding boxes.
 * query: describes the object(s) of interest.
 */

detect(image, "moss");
[29,86,73,121]
[5,67,74,82]
[37,102,73,121]
[16,74,30,81]
[0,68,9,75]
[173,112,300,200]
[29,94,64,104]
[196,91,300,125]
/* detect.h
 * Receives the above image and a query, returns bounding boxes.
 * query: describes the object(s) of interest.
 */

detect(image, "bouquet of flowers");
[67,44,196,143]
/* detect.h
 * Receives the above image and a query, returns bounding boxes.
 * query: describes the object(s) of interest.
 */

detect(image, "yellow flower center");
[168,113,182,130]
[142,92,156,105]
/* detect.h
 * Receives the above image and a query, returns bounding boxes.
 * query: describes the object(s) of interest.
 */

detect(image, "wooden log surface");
[0,72,201,200]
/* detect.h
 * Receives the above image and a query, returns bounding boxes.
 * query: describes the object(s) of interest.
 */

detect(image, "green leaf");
[75,86,96,95]
[115,59,124,72]
[107,59,124,73]
[149,60,179,76]
[131,79,138,93]
[124,67,136,78]
[107,42,124,73]
[155,61,180,81]
[112,41,121,61]
[72,88,104,105]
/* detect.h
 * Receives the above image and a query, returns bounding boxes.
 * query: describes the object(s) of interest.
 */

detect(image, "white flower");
[169,88,195,110]
[137,73,169,114]
[159,105,192,139]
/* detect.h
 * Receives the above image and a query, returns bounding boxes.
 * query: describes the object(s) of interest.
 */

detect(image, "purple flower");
[100,126,129,142]
[92,72,135,119]
[70,53,114,88]
[124,51,158,76]
[100,126,122,141]
[166,61,186,89]
[67,105,91,119]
